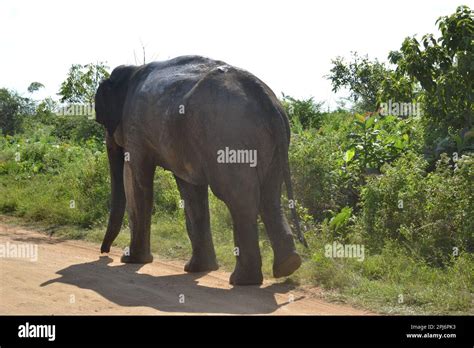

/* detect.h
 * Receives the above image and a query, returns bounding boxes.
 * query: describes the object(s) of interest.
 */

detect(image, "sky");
[0,0,465,108]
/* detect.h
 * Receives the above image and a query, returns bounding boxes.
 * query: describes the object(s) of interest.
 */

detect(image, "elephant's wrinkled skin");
[95,56,306,285]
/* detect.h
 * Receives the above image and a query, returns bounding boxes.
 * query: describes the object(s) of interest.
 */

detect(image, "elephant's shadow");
[40,256,301,314]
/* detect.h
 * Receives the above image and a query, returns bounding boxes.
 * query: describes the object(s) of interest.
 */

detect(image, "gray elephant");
[95,55,307,285]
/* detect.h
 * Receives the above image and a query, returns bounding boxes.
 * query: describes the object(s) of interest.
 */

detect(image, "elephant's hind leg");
[175,176,218,273]
[260,172,301,278]
[227,199,263,286]
[121,153,155,264]
[216,178,263,286]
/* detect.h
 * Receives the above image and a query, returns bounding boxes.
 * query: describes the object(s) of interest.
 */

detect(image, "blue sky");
[0,0,462,108]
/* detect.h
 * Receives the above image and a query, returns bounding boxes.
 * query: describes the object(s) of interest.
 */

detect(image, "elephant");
[95,55,307,285]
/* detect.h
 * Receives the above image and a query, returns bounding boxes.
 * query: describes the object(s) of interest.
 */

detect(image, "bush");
[343,114,413,172]
[281,95,325,130]
[289,113,348,220]
[0,129,109,227]
[50,116,104,143]
[356,151,474,265]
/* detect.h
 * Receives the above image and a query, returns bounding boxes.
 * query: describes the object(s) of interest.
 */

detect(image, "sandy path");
[0,222,372,315]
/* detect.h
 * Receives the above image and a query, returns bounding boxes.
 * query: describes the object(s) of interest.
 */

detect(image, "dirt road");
[0,222,371,315]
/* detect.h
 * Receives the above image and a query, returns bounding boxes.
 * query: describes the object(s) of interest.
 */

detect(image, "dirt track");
[0,222,372,315]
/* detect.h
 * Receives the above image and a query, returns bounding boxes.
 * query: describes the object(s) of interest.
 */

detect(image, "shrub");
[0,129,109,227]
[281,95,325,130]
[289,120,345,220]
[356,151,474,265]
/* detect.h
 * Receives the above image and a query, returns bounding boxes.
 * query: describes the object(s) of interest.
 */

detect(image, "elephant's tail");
[284,152,308,248]
[276,104,308,248]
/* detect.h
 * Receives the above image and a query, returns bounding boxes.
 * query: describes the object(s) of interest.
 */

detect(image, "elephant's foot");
[229,264,263,286]
[100,242,111,254]
[273,252,302,278]
[184,254,219,273]
[120,253,153,264]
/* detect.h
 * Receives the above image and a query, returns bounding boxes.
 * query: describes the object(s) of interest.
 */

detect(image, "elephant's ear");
[95,65,136,135]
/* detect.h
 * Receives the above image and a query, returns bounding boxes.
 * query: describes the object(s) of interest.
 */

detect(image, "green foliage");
[356,152,473,265]
[23,97,104,144]
[329,206,352,229]
[0,131,109,226]
[50,116,104,143]
[453,130,474,153]
[27,82,44,94]
[328,206,353,240]
[327,52,389,112]
[389,5,474,153]
[281,94,325,130]
[296,229,473,314]
[33,97,58,124]
[289,112,354,220]
[153,167,181,214]
[0,88,34,135]
[378,71,417,105]
[58,62,110,104]
[343,113,412,172]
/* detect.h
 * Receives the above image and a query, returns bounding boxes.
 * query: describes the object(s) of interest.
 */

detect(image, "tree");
[58,62,110,104]
[388,5,474,152]
[27,82,44,94]
[0,88,33,135]
[327,52,389,112]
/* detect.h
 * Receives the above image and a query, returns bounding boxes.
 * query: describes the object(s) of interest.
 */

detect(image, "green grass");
[292,233,474,314]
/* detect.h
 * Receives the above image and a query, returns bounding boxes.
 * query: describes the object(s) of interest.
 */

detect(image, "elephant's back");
[128,55,285,135]
[135,56,230,98]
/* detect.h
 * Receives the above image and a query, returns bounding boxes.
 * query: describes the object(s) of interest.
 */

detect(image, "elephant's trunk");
[101,132,126,253]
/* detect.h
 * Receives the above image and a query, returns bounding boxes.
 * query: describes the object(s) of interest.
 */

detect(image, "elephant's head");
[95,65,137,135]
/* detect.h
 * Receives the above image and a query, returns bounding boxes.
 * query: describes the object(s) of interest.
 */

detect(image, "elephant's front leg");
[175,176,218,272]
[121,153,155,264]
